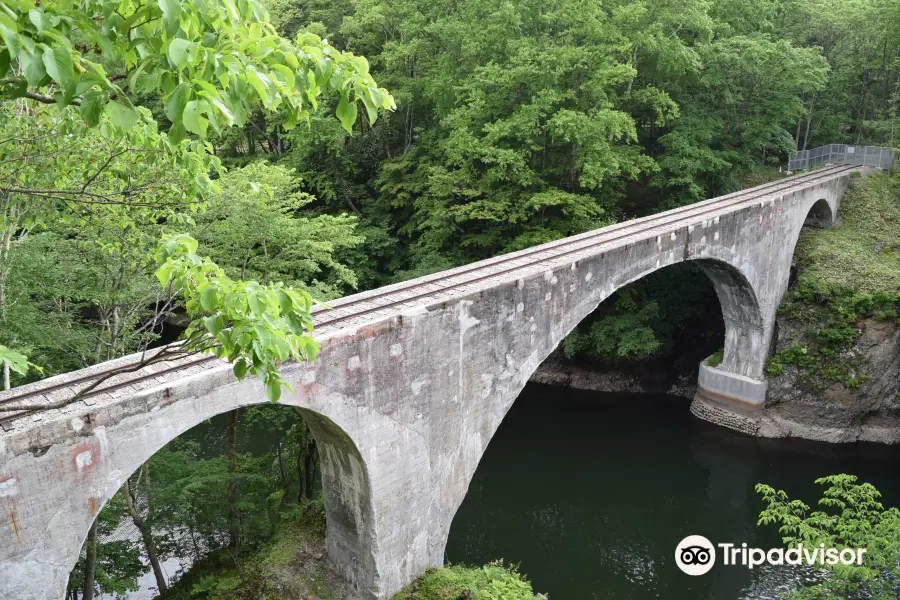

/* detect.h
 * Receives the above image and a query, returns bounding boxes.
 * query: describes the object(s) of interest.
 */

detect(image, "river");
[445,383,900,600]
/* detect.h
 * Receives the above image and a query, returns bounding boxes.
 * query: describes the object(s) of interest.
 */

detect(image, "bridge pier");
[695,362,768,409]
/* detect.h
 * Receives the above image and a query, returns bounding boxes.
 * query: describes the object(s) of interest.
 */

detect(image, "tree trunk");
[304,440,317,501]
[125,478,168,596]
[802,93,816,151]
[227,409,240,548]
[275,433,287,490]
[82,521,98,600]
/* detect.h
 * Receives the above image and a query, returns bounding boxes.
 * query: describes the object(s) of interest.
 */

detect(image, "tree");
[66,492,144,600]
[0,0,394,140]
[757,474,900,599]
[193,161,362,299]
[0,0,394,404]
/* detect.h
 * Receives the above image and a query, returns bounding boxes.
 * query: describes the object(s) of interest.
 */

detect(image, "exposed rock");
[762,318,900,443]
[529,356,697,400]
[694,317,900,444]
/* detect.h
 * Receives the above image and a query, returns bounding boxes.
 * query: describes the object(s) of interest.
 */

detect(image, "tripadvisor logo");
[675,535,867,576]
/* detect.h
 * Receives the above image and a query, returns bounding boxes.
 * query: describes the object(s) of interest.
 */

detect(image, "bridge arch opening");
[546,262,730,383]
[803,198,835,229]
[443,257,763,573]
[60,397,375,599]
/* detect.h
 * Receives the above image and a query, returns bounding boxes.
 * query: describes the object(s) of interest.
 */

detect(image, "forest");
[0,0,898,598]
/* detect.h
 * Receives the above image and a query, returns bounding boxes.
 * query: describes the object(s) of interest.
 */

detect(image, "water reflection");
[446,384,900,600]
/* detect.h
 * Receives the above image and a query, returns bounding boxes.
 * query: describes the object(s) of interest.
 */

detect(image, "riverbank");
[530,358,697,399]
[163,503,542,600]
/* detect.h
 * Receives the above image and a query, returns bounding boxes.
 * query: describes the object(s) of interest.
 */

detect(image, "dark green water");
[445,384,900,600]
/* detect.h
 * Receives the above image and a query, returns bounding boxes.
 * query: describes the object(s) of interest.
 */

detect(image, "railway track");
[0,164,856,430]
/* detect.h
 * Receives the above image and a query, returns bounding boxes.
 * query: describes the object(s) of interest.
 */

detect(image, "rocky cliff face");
[757,317,900,443]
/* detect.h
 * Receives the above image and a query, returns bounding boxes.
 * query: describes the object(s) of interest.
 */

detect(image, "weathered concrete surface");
[0,169,855,599]
[697,362,768,407]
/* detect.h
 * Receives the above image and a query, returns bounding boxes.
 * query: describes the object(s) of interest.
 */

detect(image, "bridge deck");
[0,164,858,431]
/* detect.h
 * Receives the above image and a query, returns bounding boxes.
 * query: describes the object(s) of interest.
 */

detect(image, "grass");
[767,172,900,387]
[390,562,540,600]
[793,173,900,294]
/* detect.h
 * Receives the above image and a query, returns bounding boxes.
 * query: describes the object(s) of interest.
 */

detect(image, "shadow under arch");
[803,198,836,229]
[62,382,376,598]
[556,256,764,379]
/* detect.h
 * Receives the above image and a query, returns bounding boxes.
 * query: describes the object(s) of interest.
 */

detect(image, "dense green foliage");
[562,264,724,364]
[390,563,540,600]
[67,405,321,598]
[766,174,900,387]
[214,0,899,363]
[757,474,900,600]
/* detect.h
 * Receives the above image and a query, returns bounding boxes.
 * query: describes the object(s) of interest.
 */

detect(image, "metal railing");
[787,144,894,172]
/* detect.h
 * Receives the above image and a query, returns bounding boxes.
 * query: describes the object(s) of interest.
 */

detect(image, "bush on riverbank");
[390,562,541,600]
[766,172,900,387]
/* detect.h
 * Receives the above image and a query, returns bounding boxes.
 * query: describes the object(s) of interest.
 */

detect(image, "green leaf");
[157,0,181,34]
[28,9,56,33]
[183,99,210,137]
[167,38,192,70]
[233,358,248,379]
[248,291,265,315]
[245,68,271,106]
[265,377,282,402]
[0,13,20,57]
[200,285,218,311]
[22,51,47,87]
[42,46,75,90]
[79,91,106,126]
[269,64,295,90]
[0,345,29,377]
[205,314,224,336]
[336,94,357,133]
[165,82,192,124]
[105,101,139,130]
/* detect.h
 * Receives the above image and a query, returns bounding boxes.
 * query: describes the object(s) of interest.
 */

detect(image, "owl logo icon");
[675,535,716,575]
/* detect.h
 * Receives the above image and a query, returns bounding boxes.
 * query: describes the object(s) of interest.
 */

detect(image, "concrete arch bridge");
[0,165,860,599]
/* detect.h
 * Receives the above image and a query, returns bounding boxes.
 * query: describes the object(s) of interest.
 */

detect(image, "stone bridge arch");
[431,255,763,550]
[803,197,837,229]
[0,368,378,600]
